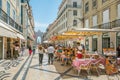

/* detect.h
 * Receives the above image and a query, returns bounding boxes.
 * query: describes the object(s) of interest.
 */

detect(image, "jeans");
[48,53,54,64]
[39,54,43,64]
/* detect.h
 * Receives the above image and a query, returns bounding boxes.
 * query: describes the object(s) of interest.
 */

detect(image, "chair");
[78,60,91,76]
[90,59,101,76]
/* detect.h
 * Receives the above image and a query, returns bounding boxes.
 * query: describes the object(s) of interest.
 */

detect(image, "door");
[7,38,11,58]
[102,38,110,48]
[0,37,3,59]
[92,38,97,51]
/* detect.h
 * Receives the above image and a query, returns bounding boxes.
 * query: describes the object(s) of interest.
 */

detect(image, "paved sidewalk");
[26,53,60,80]
[0,49,30,80]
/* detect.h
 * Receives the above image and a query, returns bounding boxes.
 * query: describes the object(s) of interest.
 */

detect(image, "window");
[73,2,77,8]
[17,0,19,6]
[103,9,109,23]
[92,0,97,8]
[85,2,89,13]
[103,38,110,48]
[118,4,120,18]
[7,2,10,16]
[85,19,89,28]
[73,20,77,26]
[92,15,97,26]
[73,10,77,16]
[0,0,2,8]
[13,10,16,20]
[102,0,107,3]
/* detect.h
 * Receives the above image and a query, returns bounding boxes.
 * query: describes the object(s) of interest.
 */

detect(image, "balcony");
[0,8,23,33]
[91,19,120,29]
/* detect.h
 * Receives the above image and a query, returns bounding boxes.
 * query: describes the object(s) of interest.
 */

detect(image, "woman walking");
[38,45,45,66]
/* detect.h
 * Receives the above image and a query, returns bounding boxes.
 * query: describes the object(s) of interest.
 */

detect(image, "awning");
[62,28,120,36]
[17,33,25,40]
[0,21,17,38]
[0,26,17,38]
[50,28,120,41]
[27,36,33,41]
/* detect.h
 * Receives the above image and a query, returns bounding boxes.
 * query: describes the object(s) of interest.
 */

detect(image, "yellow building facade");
[83,0,120,52]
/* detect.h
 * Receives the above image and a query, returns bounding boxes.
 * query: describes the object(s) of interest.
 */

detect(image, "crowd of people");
[36,43,120,75]
[37,42,85,66]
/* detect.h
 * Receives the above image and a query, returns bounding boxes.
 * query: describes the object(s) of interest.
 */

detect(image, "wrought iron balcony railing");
[91,19,120,29]
[0,8,23,33]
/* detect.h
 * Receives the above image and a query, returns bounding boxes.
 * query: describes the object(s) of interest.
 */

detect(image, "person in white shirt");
[38,45,45,66]
[47,44,55,64]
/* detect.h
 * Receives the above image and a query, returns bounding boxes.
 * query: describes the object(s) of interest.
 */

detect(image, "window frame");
[92,0,97,8]
[117,4,120,19]
[73,10,77,16]
[0,0,2,8]
[7,1,10,16]
[85,2,89,13]
[73,2,77,8]
[73,20,77,26]
[102,0,107,3]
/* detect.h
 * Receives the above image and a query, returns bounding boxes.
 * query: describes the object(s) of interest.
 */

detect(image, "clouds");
[35,21,49,32]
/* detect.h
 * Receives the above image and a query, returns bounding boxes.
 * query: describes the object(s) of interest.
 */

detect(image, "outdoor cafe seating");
[72,50,120,76]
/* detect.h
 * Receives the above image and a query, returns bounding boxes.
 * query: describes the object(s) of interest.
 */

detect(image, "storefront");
[6,38,11,58]
[102,33,110,49]
[0,37,3,59]
[116,32,120,47]
[85,37,89,51]
[92,36,98,51]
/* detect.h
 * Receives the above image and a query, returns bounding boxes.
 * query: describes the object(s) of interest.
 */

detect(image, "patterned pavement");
[0,49,120,80]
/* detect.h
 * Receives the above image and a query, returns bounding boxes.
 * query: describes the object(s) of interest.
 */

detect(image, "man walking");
[47,44,55,65]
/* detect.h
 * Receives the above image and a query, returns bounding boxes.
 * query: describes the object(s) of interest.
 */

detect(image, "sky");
[30,0,62,32]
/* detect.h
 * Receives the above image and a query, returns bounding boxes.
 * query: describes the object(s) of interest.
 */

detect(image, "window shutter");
[85,19,89,28]
[103,9,109,23]
[93,15,97,26]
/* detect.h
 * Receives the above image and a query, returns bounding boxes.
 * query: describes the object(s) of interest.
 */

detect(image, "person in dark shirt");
[117,44,120,57]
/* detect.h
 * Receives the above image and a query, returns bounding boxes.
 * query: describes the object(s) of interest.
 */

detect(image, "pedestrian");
[13,43,20,59]
[38,45,45,66]
[116,44,120,58]
[28,46,32,56]
[32,45,36,55]
[47,44,55,65]
[21,45,25,56]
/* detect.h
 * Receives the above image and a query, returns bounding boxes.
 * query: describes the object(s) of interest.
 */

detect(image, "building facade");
[44,0,83,46]
[21,0,35,49]
[0,0,35,60]
[83,0,120,52]
[44,0,120,52]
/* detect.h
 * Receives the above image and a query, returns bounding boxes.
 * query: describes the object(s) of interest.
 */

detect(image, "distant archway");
[37,36,41,44]
[35,30,43,45]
